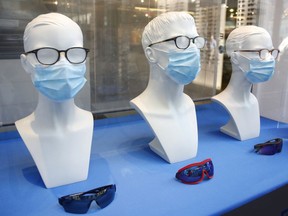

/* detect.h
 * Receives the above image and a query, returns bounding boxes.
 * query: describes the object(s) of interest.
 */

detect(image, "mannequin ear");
[20,54,33,74]
[230,52,239,65]
[144,47,157,63]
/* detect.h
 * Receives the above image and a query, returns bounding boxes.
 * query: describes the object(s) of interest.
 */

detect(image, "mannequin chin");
[15,13,93,188]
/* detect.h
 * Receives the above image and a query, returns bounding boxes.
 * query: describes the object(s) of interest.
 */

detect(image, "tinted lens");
[60,199,91,214]
[194,37,206,49]
[258,145,277,155]
[277,142,283,152]
[96,185,116,208]
[37,48,59,65]
[176,166,203,183]
[67,48,87,64]
[203,160,214,177]
[175,36,190,49]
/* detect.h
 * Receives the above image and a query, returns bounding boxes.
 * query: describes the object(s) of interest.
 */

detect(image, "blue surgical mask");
[32,62,87,101]
[245,59,275,83]
[166,48,201,85]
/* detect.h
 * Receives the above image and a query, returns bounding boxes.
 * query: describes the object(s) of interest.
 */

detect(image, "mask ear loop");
[20,53,36,74]
[230,51,253,75]
[146,47,169,71]
[230,52,239,65]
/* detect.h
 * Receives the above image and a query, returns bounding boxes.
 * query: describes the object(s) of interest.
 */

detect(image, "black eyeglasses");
[234,49,280,60]
[58,184,116,214]
[24,47,89,65]
[148,35,206,50]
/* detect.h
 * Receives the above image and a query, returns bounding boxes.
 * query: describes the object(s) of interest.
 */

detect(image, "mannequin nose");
[59,52,67,62]
[264,54,275,61]
[264,52,272,60]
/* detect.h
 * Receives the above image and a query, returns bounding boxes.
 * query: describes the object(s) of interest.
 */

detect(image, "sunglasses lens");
[258,145,277,155]
[96,185,116,208]
[60,199,91,214]
[176,166,203,183]
[203,160,214,177]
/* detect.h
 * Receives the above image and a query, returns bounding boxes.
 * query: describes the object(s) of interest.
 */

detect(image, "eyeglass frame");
[148,35,206,50]
[23,47,90,65]
[234,49,280,60]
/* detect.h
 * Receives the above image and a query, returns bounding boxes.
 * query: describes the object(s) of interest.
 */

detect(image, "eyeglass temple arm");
[148,38,173,47]
[82,184,115,196]
[265,138,282,144]
[234,50,257,52]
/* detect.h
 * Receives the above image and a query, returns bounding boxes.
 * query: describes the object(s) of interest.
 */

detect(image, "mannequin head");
[142,12,198,51]
[226,26,272,57]
[142,12,202,85]
[21,13,87,101]
[226,26,276,83]
[23,13,83,53]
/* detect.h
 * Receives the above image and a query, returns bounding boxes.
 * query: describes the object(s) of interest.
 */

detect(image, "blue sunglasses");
[58,184,116,214]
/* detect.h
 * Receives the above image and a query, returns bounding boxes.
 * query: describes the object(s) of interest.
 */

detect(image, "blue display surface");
[0,102,288,216]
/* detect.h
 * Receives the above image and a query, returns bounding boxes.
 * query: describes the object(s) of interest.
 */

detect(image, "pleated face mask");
[244,58,275,83]
[233,49,278,83]
[166,47,201,85]
[33,62,87,101]
[148,35,204,85]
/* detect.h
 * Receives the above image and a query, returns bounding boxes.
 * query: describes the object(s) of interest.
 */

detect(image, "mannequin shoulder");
[75,107,93,123]
[130,95,152,116]
[15,113,34,128]
[183,93,194,103]
[212,91,230,103]
[180,94,196,113]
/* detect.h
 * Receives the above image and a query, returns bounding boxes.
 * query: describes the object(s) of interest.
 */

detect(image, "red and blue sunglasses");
[176,158,214,184]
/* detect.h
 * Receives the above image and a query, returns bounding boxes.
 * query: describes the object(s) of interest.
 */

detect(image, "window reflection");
[0,0,223,125]
[91,0,223,113]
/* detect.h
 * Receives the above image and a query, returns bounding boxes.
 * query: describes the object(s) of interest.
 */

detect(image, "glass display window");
[0,0,225,126]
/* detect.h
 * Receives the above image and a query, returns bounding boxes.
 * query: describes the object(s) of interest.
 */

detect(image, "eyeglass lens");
[259,49,279,59]
[36,48,88,65]
[175,36,205,49]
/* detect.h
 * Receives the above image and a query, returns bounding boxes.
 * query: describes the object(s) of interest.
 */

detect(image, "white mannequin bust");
[130,12,203,163]
[212,26,276,140]
[253,37,288,123]
[15,13,93,188]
